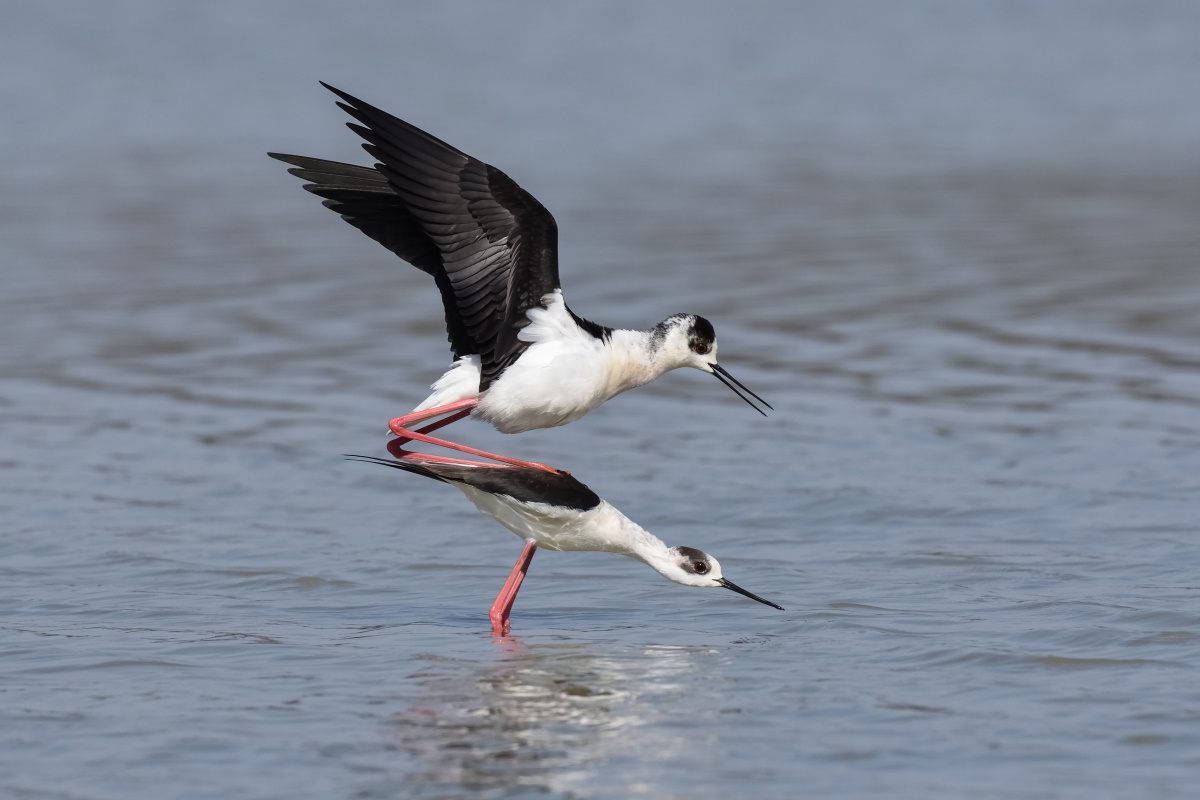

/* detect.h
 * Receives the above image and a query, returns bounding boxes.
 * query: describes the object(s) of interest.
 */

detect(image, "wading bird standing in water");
[348,453,783,634]
[271,83,769,473]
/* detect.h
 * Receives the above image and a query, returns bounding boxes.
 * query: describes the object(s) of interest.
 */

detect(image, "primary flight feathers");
[270,83,605,390]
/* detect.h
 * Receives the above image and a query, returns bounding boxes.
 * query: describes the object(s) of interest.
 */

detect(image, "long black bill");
[711,364,772,416]
[718,578,784,610]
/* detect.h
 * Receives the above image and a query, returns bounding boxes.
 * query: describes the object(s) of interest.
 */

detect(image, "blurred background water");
[3,2,1200,798]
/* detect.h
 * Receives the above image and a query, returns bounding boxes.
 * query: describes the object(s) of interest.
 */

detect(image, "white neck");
[603,329,680,397]
[598,504,678,577]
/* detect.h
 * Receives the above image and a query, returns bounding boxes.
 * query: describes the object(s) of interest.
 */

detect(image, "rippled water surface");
[4,3,1200,798]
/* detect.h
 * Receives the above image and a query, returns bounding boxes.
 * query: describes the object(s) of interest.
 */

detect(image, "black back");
[348,456,602,512]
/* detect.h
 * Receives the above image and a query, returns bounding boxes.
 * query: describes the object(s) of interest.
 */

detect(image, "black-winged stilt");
[271,84,769,472]
[348,452,783,635]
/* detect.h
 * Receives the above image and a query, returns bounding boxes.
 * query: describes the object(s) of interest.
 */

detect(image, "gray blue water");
[4,2,1200,797]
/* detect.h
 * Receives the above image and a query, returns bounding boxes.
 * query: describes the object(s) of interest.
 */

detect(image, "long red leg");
[389,397,480,431]
[388,398,562,474]
[489,541,537,636]
[394,408,473,446]
[388,398,479,439]
[388,411,518,468]
[386,439,505,468]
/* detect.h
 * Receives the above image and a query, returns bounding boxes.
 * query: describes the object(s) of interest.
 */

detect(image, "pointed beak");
[710,364,772,416]
[717,578,784,610]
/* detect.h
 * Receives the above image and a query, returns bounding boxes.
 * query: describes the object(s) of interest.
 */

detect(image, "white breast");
[473,343,613,432]
[454,491,634,554]
[473,291,639,433]
[416,291,663,433]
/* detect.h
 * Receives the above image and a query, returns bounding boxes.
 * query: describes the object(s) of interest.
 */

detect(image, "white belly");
[455,491,635,555]
[472,340,620,433]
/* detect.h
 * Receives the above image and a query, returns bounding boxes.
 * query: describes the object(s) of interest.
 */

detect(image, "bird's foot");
[489,610,511,637]
[488,542,536,637]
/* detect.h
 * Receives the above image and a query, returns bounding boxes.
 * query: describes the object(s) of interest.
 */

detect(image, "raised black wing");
[268,153,440,273]
[318,83,564,389]
[267,152,476,358]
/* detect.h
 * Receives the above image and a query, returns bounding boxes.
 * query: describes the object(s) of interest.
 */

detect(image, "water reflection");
[383,638,714,797]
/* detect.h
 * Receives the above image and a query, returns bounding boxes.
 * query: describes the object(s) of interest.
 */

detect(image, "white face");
[664,546,725,587]
[654,313,771,416]
[662,545,785,610]
[655,314,719,371]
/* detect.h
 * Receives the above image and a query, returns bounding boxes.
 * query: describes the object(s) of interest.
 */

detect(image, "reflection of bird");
[348,454,783,634]
[271,83,769,472]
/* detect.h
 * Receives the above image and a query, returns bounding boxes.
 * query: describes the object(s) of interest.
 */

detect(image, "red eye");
[693,562,708,573]
[694,344,709,355]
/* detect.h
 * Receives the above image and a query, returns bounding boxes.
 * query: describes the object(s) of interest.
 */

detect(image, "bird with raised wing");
[348,451,783,634]
[272,84,769,472]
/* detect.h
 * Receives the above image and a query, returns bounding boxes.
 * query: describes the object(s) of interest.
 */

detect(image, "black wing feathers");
[267,152,476,358]
[267,153,440,273]
[322,83,566,389]
[347,455,602,512]
[272,83,610,391]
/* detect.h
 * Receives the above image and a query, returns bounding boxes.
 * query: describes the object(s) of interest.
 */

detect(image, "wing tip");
[319,80,346,98]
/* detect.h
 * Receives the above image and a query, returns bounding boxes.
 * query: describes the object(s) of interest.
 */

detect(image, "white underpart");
[412,290,710,433]
[413,355,481,412]
[452,486,725,587]
[474,290,672,433]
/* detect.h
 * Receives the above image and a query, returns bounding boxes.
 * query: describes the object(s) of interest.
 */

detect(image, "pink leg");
[384,395,477,431]
[392,408,473,447]
[387,439,507,468]
[388,398,480,438]
[489,541,537,635]
[388,398,562,474]
[389,410,521,468]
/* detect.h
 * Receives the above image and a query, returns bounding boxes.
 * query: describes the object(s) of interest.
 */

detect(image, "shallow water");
[4,3,1200,798]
